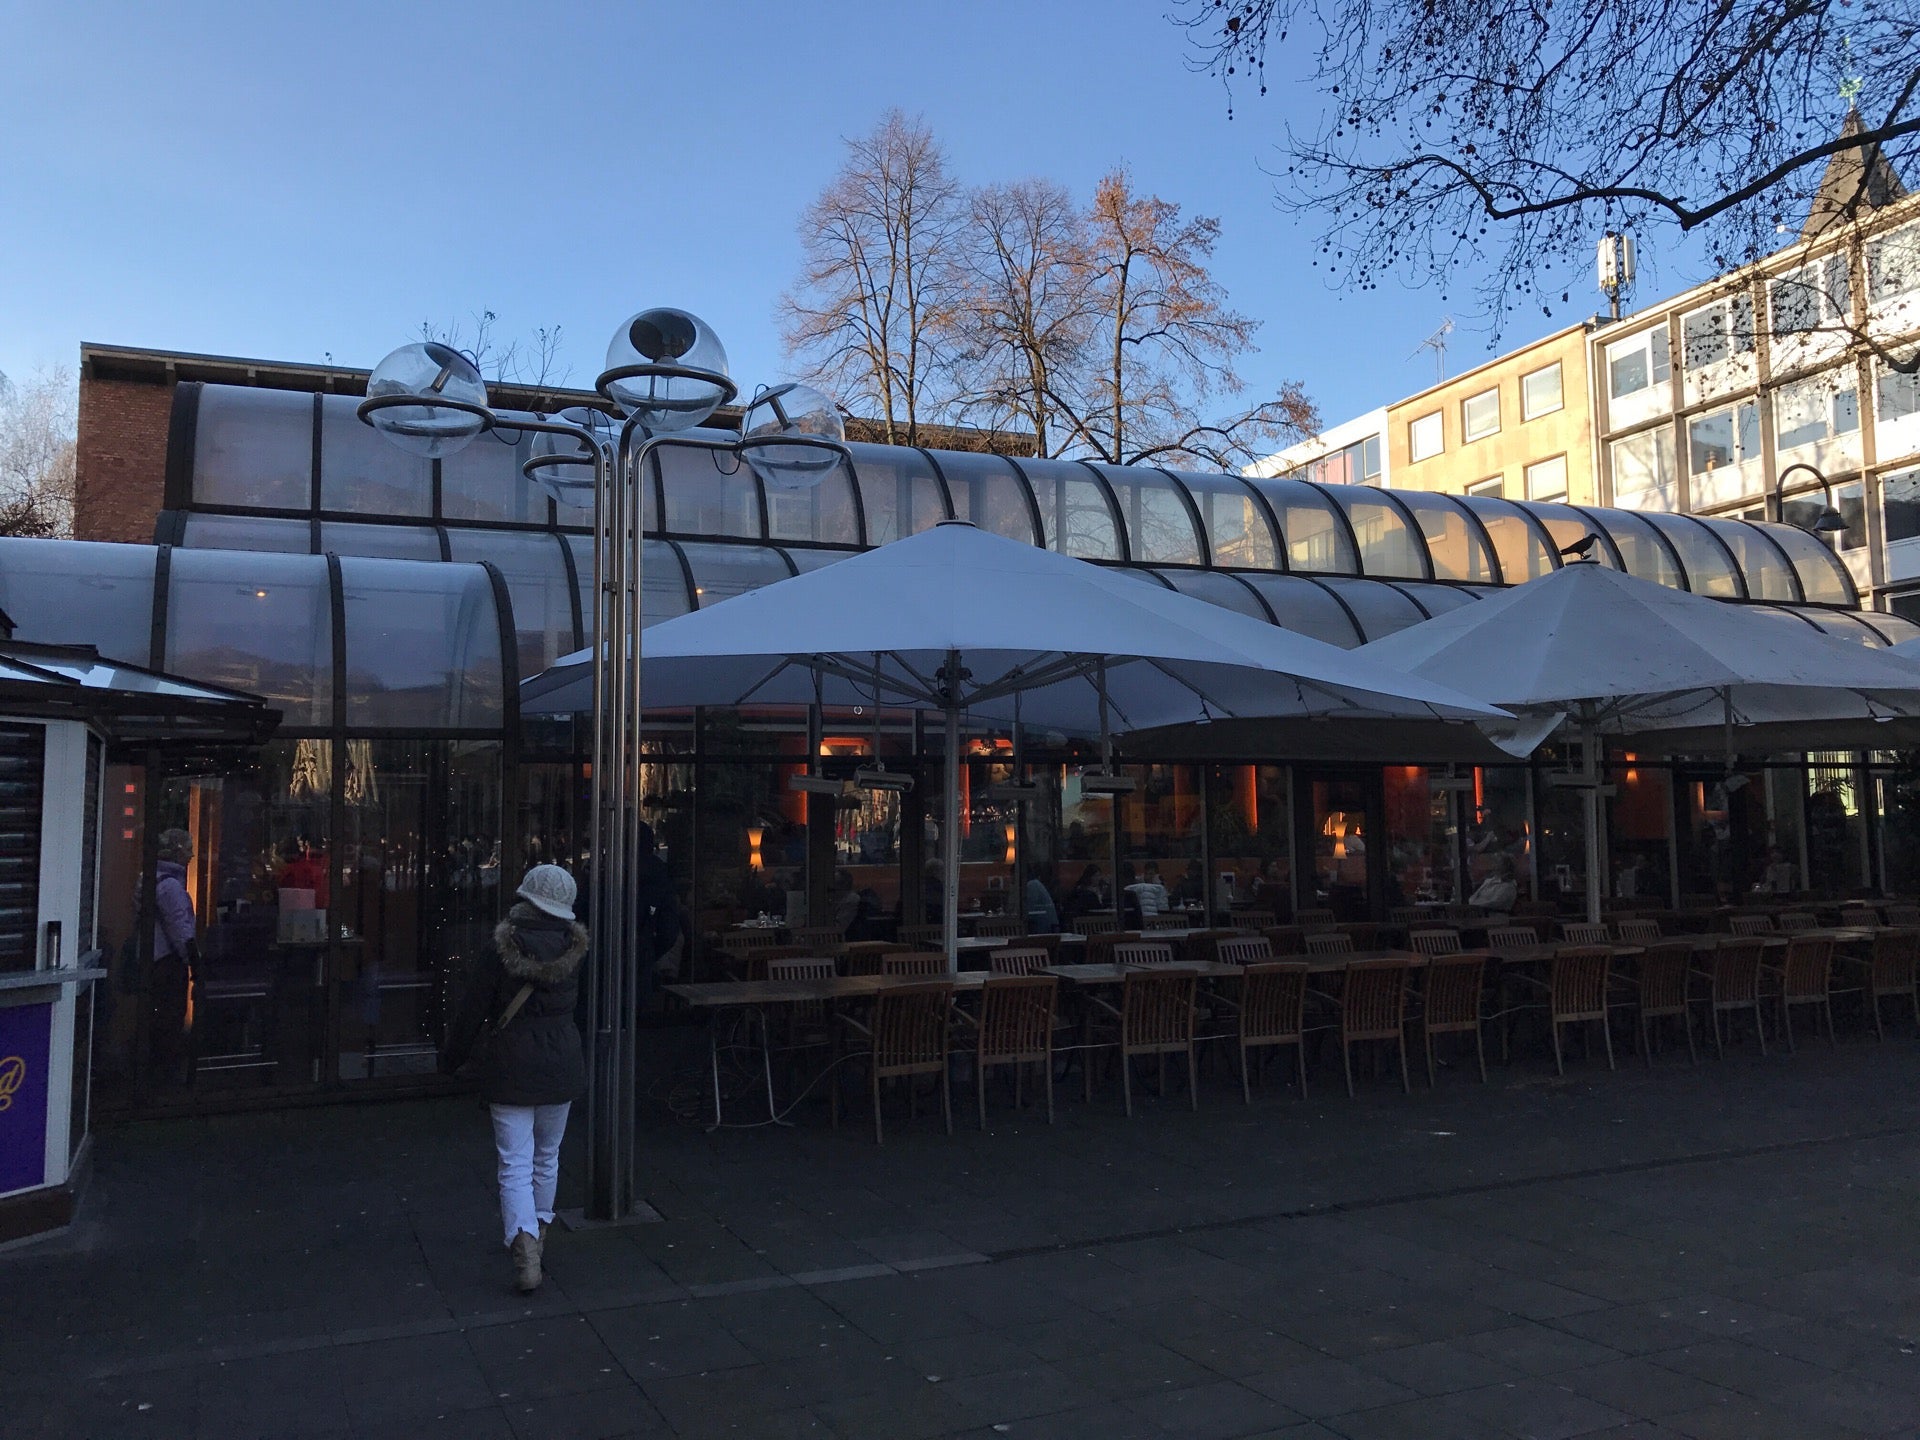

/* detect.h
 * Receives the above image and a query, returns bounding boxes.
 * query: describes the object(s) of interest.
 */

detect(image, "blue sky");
[0,0,1704,433]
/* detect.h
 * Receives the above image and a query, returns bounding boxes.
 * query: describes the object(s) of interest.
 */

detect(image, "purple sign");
[0,1001,52,1195]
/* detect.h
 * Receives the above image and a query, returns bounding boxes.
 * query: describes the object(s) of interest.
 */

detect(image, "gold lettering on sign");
[0,1055,24,1111]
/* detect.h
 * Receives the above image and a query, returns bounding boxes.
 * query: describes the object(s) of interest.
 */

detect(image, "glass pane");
[1581,509,1683,588]
[1395,583,1482,617]
[446,529,578,677]
[1697,518,1799,601]
[1764,522,1857,605]
[1207,765,1291,920]
[1169,470,1278,568]
[678,542,794,606]
[1391,492,1494,582]
[1610,428,1678,511]
[321,522,442,561]
[848,443,948,545]
[338,556,504,729]
[766,460,860,547]
[165,549,332,727]
[932,451,1037,545]
[0,539,154,664]
[1456,495,1556,582]
[318,394,430,517]
[1522,363,1563,418]
[1114,765,1203,928]
[1642,514,1742,598]
[1524,455,1569,501]
[1792,608,1884,646]
[180,514,312,553]
[565,536,690,635]
[443,416,545,525]
[1608,752,1673,906]
[1462,389,1499,441]
[1018,457,1119,558]
[1869,610,1920,644]
[191,385,312,511]
[782,547,856,573]
[1157,568,1270,621]
[1231,574,1365,646]
[1385,766,1459,905]
[1326,488,1427,577]
[1316,577,1429,642]
[655,441,760,539]
[1247,478,1359,573]
[1085,464,1203,564]
[1409,412,1442,461]
[1523,500,1619,568]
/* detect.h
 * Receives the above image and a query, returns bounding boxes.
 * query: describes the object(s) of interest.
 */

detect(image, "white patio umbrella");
[522,520,1504,962]
[1359,561,1920,922]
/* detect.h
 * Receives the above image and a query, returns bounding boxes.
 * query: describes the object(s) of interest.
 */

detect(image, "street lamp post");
[1771,461,1850,537]
[360,317,848,1221]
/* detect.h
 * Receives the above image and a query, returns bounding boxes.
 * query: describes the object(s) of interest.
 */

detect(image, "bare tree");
[781,110,966,446]
[0,367,76,539]
[421,310,572,389]
[1178,0,1920,339]
[953,178,1099,456]
[1054,168,1318,468]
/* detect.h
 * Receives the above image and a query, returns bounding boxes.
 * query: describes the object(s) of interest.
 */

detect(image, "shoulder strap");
[497,982,536,1029]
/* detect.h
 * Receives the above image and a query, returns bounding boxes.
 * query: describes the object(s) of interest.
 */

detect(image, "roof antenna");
[1411,318,1454,380]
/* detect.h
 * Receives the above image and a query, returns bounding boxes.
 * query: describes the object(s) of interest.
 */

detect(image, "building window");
[1687,401,1761,477]
[1302,434,1383,486]
[1606,327,1669,402]
[1889,589,1920,626]
[1520,363,1563,420]
[1867,220,1920,304]
[1774,369,1861,451]
[1609,429,1677,511]
[1409,412,1442,462]
[1468,476,1504,499]
[1462,388,1500,442]
[1884,467,1920,546]
[1524,455,1568,502]
[1781,481,1865,552]
[1769,254,1852,335]
[1878,358,1920,422]
[1679,293,1756,370]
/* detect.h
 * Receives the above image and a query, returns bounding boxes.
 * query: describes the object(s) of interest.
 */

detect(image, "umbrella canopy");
[521,520,1504,963]
[1360,561,1920,919]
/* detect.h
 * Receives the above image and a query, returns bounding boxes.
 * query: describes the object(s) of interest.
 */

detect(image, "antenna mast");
[1412,318,1454,381]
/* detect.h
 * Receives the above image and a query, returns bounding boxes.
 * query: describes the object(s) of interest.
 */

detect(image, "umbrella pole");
[1582,721,1603,926]
[944,703,960,974]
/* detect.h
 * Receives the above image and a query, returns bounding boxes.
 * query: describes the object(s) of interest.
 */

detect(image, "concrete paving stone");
[1314,1392,1511,1440]
[589,1302,760,1382]
[1658,1396,1871,1440]
[465,1313,627,1403]
[1450,1377,1635,1440]
[501,1380,670,1440]
[816,1273,987,1344]
[1242,1358,1419,1418]
[332,1332,496,1427]
[1124,1377,1309,1438]
[696,1284,862,1361]
[195,1349,352,1437]
[1544,1303,1725,1356]
[810,1381,979,1439]
[1643,1336,1836,1400]
[348,1407,518,1440]
[935,1361,1101,1424]
[1769,1371,1920,1433]
[1452,1323,1626,1377]
[1352,1338,1524,1397]
[1554,1356,1748,1420]
[639,1364,819,1433]
[1045,1336,1221,1400]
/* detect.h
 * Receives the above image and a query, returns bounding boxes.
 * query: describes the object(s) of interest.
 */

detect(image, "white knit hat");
[515,864,577,922]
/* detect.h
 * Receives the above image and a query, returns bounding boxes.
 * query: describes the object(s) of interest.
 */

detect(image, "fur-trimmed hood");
[495,905,589,984]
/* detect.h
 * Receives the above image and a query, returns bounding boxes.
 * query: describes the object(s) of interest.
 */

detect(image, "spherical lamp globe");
[738,382,846,491]
[362,342,490,457]
[525,408,613,510]
[601,308,731,431]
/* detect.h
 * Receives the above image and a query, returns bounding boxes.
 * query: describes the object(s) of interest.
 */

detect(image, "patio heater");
[360,318,848,1221]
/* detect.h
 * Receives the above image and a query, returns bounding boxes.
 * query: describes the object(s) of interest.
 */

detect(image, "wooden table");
[666,973,989,1126]
[1044,960,1244,984]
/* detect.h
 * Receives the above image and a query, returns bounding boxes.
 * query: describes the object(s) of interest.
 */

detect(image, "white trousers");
[489,1102,570,1247]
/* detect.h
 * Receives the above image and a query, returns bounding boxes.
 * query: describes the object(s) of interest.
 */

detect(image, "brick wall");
[75,373,173,543]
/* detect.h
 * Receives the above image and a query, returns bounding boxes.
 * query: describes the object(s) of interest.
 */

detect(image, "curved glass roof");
[177,381,1858,608]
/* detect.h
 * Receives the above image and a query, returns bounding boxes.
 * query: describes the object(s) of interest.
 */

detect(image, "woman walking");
[441,864,588,1294]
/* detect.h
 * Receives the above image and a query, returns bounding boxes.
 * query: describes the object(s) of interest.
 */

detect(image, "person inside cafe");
[1061,863,1105,923]
[150,828,199,1088]
[1171,859,1205,910]
[276,834,330,908]
[1467,853,1518,914]
[1025,861,1059,933]
[1762,846,1797,894]
[1131,861,1171,919]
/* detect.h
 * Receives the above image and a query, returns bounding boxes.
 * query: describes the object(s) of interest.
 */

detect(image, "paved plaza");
[11,1031,1920,1438]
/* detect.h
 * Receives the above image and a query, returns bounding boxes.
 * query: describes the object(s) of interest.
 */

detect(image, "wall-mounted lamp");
[747,823,764,870]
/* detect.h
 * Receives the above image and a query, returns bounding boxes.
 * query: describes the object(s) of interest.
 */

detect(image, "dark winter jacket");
[440,903,588,1107]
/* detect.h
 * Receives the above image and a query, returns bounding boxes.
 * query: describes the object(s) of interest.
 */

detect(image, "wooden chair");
[955,974,1058,1127]
[763,956,837,1081]
[1767,934,1836,1051]
[1226,960,1310,1100]
[1615,917,1662,945]
[1340,922,1382,950]
[1728,914,1775,937]
[1213,936,1273,967]
[740,945,813,982]
[1112,940,1177,966]
[1263,925,1308,956]
[1418,953,1489,1084]
[1388,906,1426,928]
[1073,913,1121,937]
[841,941,912,976]
[1296,908,1338,932]
[1862,929,1920,1039]
[1231,909,1277,932]
[972,915,1021,940]
[1776,911,1818,934]
[832,982,953,1144]
[765,956,834,982]
[1143,913,1189,932]
[1544,946,1614,1075]
[789,926,846,953]
[881,951,944,977]
[1486,925,1542,953]
[1624,940,1696,1065]
[1884,904,1920,928]
[1337,959,1412,1096]
[1083,930,1141,966]
[718,929,790,976]
[1696,938,1767,1058]
[1085,968,1199,1116]
[989,946,1052,976]
[898,923,945,951]
[1558,921,1611,945]
[1304,931,1355,957]
[1841,903,1884,928]
[1408,928,1462,957]
[1181,929,1246,964]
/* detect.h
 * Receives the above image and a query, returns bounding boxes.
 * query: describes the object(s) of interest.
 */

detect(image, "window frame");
[1605,326,1671,402]
[1467,476,1505,499]
[1679,292,1757,372]
[1520,363,1563,421]
[1768,254,1852,337]
[1523,454,1569,502]
[1408,411,1443,462]
[1461,387,1501,443]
